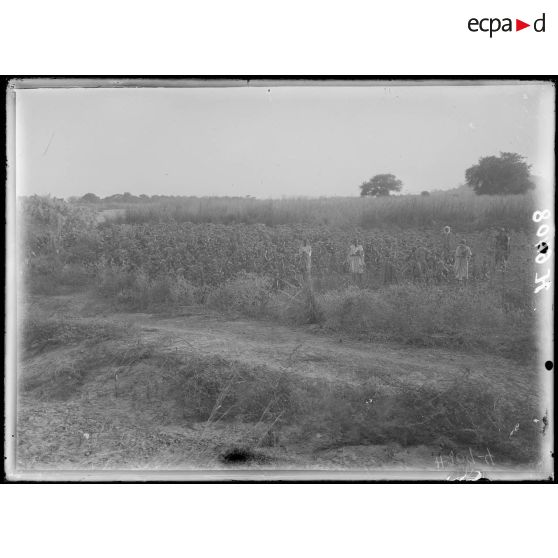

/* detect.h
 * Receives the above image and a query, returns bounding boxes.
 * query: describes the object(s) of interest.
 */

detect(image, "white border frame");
[4,77,555,482]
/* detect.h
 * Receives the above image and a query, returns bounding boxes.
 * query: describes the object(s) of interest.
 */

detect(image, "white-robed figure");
[299,238,312,279]
[348,238,365,285]
[454,238,472,282]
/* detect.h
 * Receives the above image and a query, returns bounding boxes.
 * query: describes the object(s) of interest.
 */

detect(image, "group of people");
[298,226,511,286]
[299,238,366,285]
[442,226,511,281]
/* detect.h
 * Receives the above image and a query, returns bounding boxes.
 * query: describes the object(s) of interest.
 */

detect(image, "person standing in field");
[415,245,430,273]
[382,249,399,285]
[299,238,312,281]
[442,225,453,263]
[494,228,510,270]
[406,245,430,282]
[454,238,472,283]
[348,238,365,286]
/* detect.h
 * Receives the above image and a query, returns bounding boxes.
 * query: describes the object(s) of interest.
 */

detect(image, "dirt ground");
[13,293,547,479]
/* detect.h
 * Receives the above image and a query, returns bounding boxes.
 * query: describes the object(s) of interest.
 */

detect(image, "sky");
[14,82,555,199]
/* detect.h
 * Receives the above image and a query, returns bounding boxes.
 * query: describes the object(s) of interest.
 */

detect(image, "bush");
[268,282,323,325]
[172,354,300,424]
[317,284,534,358]
[168,276,198,305]
[96,267,198,310]
[206,273,274,317]
[171,352,539,463]
[20,195,97,257]
[298,372,540,462]
[24,257,93,295]
[96,266,138,299]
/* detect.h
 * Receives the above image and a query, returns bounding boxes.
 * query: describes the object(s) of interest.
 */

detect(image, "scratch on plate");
[42,132,55,156]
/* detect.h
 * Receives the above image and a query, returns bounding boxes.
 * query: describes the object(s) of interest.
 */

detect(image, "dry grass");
[205,273,274,317]
[17,315,541,468]
[315,284,535,361]
[89,266,535,362]
[22,317,128,358]
[96,268,199,309]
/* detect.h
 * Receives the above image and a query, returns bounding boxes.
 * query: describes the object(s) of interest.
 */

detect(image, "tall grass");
[108,192,535,231]
[93,267,533,362]
[315,284,535,361]
[96,267,198,310]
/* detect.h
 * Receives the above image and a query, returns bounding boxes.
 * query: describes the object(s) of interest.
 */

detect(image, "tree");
[360,174,403,197]
[465,152,534,195]
[420,190,430,196]
[21,195,97,257]
[80,193,101,203]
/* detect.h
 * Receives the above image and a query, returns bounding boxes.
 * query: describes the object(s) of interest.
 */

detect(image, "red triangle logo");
[516,19,530,31]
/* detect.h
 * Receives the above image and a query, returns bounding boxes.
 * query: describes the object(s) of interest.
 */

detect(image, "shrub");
[96,267,198,310]
[173,355,300,424]
[170,351,539,463]
[24,257,93,295]
[206,273,274,317]
[20,195,97,257]
[268,282,323,325]
[303,373,540,462]
[96,266,138,299]
[317,284,534,358]
[168,276,198,305]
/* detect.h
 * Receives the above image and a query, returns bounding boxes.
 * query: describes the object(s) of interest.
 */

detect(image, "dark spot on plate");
[219,446,271,465]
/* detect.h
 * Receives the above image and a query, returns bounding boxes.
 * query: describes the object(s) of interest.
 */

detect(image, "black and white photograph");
[4,78,555,481]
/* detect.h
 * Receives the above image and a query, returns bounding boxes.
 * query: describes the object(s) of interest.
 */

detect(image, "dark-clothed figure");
[407,245,431,282]
[494,228,510,269]
[382,250,399,285]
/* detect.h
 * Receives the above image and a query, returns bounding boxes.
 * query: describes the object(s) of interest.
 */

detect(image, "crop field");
[92,221,532,287]
[15,194,545,473]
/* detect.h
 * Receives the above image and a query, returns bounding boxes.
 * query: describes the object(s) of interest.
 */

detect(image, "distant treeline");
[78,191,536,232]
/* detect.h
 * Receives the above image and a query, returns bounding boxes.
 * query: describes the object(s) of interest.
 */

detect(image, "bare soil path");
[32,292,538,397]
[113,309,536,395]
